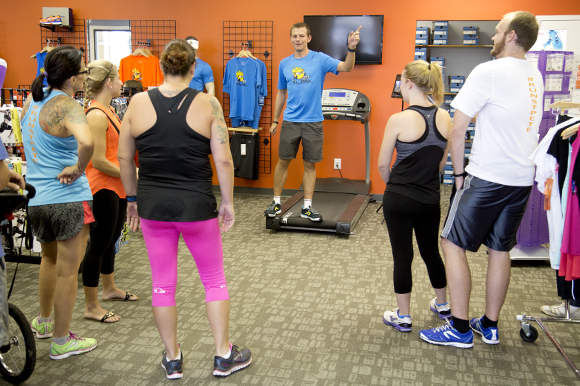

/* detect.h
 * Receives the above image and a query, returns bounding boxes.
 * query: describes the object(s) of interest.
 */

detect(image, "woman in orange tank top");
[81,60,138,324]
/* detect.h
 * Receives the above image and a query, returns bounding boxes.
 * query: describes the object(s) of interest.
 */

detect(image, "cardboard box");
[463,38,479,45]
[430,57,445,66]
[434,21,449,28]
[433,38,448,45]
[449,75,465,84]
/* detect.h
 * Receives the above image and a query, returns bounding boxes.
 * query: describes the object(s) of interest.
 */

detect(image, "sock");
[452,316,470,333]
[39,316,51,324]
[274,196,281,205]
[220,343,232,359]
[167,348,181,361]
[303,199,312,209]
[481,315,498,328]
[52,334,69,345]
[397,310,411,318]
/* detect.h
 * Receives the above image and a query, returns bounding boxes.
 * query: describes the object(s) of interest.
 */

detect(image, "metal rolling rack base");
[517,299,580,380]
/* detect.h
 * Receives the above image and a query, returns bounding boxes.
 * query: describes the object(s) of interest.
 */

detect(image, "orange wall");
[2,1,577,194]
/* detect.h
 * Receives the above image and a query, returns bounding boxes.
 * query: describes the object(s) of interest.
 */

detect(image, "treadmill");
[266,88,372,235]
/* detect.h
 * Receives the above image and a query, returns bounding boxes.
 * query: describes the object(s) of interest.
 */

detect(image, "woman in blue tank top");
[118,39,251,379]
[377,60,452,333]
[20,46,98,359]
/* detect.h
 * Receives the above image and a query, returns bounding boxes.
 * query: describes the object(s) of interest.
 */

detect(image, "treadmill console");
[322,88,371,123]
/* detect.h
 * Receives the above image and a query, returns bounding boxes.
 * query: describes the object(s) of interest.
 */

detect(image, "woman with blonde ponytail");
[378,59,452,333]
[81,60,137,324]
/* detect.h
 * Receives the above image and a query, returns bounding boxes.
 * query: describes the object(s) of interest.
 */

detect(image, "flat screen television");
[303,15,384,65]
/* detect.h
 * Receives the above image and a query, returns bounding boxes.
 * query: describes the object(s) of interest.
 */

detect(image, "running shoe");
[161,348,183,379]
[301,206,322,221]
[429,298,452,320]
[49,331,97,360]
[264,200,281,217]
[470,316,499,344]
[40,15,63,25]
[383,308,412,332]
[30,314,53,339]
[541,301,580,319]
[419,320,473,348]
[213,343,252,377]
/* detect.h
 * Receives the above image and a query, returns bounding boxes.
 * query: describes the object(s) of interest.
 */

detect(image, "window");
[88,20,131,69]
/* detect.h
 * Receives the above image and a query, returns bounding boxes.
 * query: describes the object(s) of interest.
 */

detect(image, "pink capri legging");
[140,217,229,307]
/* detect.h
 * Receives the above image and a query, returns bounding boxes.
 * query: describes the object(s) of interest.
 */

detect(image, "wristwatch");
[273,120,279,124]
[347,46,356,53]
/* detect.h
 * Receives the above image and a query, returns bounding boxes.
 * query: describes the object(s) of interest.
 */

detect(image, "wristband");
[347,47,356,53]
[273,120,279,124]
[126,195,137,202]
[452,172,467,177]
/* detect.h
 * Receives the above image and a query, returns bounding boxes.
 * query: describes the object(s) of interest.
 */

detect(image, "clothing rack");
[130,20,176,58]
[223,21,273,175]
[228,127,261,134]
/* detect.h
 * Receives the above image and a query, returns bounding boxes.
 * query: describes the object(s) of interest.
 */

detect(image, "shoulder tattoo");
[210,97,228,144]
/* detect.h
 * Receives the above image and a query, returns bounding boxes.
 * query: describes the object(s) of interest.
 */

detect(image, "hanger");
[31,39,57,59]
[237,43,256,60]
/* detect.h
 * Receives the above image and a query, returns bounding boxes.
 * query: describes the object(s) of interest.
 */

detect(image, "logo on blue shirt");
[292,66,310,84]
[236,70,247,86]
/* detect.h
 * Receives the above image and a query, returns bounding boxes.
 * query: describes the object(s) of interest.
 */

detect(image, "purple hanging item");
[516,116,556,246]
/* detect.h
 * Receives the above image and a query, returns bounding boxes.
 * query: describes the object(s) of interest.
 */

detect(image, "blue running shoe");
[419,320,473,348]
[470,316,499,345]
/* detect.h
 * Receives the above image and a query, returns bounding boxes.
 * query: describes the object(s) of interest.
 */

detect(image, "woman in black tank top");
[118,39,251,378]
[377,60,453,332]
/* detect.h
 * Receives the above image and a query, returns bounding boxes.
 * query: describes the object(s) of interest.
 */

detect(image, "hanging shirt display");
[35,51,48,87]
[189,58,214,92]
[223,57,264,126]
[119,55,164,89]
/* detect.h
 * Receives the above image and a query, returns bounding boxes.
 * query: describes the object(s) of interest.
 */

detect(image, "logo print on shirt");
[236,70,246,86]
[132,68,142,81]
[292,67,310,84]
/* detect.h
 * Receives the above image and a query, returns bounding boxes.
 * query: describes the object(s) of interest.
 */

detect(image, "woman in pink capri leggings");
[118,39,251,379]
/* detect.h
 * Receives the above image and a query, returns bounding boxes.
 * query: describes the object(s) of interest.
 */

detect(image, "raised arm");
[336,26,361,73]
[86,110,120,177]
[56,97,94,184]
[269,88,287,135]
[209,97,235,233]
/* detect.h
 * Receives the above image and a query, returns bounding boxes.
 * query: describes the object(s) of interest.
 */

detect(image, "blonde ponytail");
[404,60,445,105]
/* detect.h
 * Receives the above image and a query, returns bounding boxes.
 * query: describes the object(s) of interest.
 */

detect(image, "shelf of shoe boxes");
[414,20,496,184]
[525,51,576,137]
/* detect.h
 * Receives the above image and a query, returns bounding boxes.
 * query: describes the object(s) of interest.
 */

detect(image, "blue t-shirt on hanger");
[188,58,214,92]
[223,57,261,122]
[35,52,48,87]
[278,50,340,123]
[231,59,268,129]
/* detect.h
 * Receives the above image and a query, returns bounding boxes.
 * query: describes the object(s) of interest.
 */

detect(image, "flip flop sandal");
[104,291,137,301]
[100,311,118,323]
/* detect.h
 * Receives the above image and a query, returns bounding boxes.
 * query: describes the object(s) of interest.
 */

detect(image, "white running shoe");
[541,302,580,319]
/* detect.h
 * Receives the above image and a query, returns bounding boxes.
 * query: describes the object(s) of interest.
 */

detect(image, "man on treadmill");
[264,22,361,221]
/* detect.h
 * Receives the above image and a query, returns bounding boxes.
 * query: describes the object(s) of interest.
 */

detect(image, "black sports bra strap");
[86,107,120,134]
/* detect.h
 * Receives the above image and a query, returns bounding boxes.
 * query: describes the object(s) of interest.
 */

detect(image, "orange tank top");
[84,100,127,198]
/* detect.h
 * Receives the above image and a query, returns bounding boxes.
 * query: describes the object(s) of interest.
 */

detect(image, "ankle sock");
[303,199,312,209]
[274,196,281,205]
[52,334,69,345]
[39,316,51,324]
[481,315,498,328]
[397,310,411,319]
[219,343,232,359]
[452,316,470,333]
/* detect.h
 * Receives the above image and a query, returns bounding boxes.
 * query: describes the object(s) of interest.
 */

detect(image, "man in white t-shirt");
[419,11,543,349]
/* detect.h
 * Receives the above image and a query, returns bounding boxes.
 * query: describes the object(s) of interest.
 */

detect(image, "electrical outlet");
[334,158,341,170]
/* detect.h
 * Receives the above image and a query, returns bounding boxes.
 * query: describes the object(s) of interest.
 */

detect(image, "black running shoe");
[301,206,322,221]
[213,344,252,377]
[264,200,281,217]
[161,349,183,379]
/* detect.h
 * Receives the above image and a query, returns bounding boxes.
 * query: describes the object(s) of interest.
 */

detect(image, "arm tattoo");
[210,97,228,144]
[21,97,32,119]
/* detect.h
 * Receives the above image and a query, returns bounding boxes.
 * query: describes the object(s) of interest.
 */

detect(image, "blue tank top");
[21,90,93,206]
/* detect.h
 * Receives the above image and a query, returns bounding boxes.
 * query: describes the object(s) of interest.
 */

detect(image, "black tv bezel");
[303,15,384,65]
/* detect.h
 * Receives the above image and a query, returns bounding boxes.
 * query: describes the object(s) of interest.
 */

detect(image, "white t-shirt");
[451,57,544,186]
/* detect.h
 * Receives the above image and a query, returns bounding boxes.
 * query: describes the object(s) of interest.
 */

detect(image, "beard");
[490,34,507,58]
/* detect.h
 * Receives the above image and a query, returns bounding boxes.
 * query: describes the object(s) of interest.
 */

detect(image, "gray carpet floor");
[3,186,580,385]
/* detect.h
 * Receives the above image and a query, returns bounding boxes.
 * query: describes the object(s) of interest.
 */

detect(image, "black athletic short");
[279,121,323,163]
[441,174,531,252]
